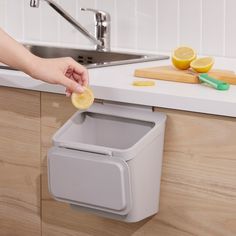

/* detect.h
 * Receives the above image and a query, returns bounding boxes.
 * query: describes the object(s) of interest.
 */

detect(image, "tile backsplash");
[0,0,236,57]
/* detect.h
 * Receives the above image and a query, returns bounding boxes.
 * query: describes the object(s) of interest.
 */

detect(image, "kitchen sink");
[0,44,169,71]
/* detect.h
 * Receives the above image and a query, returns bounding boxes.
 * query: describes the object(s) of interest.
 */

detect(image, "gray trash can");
[48,102,166,222]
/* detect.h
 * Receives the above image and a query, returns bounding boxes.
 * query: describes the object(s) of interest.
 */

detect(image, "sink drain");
[77,55,94,65]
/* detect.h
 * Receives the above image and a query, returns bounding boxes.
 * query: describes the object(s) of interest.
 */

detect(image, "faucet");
[30,0,111,51]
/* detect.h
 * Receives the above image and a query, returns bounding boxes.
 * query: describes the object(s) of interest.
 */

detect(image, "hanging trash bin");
[48,102,166,222]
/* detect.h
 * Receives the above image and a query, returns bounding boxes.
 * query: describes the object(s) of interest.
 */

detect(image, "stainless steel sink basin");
[0,44,169,71]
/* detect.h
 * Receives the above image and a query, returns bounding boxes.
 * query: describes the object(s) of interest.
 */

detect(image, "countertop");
[0,53,236,117]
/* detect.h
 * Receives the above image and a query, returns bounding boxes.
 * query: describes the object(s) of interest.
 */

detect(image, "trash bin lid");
[53,102,166,161]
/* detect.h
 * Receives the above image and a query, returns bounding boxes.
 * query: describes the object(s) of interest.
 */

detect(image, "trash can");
[48,102,166,222]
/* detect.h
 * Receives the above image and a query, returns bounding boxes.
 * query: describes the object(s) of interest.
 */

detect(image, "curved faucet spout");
[30,0,110,51]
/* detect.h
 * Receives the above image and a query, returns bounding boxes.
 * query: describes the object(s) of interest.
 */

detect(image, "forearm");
[0,28,37,75]
[0,28,88,94]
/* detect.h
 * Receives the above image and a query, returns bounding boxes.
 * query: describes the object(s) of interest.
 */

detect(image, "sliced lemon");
[190,57,214,73]
[132,80,155,86]
[71,87,94,110]
[172,46,196,70]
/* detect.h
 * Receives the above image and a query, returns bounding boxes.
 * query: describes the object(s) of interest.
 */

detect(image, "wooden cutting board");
[134,66,236,84]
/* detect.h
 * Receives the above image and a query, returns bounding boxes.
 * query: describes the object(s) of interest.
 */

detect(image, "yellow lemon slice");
[71,87,94,110]
[132,80,155,86]
[172,46,196,70]
[190,57,214,73]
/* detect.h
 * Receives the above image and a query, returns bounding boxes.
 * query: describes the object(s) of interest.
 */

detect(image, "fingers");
[65,87,71,97]
[58,58,89,96]
[70,60,89,86]
[60,76,85,94]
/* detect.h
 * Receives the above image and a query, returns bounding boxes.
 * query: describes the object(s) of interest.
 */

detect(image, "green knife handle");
[199,73,230,91]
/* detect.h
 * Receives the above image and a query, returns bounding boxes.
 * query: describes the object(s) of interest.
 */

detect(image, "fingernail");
[65,92,71,97]
[75,85,84,93]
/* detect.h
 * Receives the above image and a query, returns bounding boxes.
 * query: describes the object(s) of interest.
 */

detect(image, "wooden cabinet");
[41,93,236,236]
[1,88,236,236]
[154,108,236,236]
[0,87,41,236]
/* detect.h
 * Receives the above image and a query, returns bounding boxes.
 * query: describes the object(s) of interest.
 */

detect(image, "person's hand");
[29,56,89,96]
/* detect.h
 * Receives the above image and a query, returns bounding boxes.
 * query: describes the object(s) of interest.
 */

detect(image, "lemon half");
[190,57,214,73]
[71,87,94,110]
[172,46,196,70]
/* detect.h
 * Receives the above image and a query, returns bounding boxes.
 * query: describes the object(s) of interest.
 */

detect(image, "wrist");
[24,54,42,78]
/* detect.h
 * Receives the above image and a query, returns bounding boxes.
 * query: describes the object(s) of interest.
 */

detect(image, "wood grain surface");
[40,92,236,236]
[134,65,236,84]
[0,87,41,236]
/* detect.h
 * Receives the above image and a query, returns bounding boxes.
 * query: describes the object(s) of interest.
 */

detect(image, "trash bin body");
[48,103,166,222]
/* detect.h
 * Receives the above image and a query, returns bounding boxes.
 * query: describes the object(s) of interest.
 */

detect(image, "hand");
[29,56,89,96]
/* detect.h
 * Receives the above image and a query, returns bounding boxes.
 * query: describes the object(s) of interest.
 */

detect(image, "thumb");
[60,76,85,93]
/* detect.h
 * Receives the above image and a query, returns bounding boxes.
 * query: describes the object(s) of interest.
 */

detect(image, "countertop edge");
[1,56,236,118]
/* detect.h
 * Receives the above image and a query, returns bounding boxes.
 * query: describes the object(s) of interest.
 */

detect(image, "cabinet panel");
[0,87,41,236]
[41,93,145,235]
[41,92,76,167]
[155,108,236,236]
[0,88,40,167]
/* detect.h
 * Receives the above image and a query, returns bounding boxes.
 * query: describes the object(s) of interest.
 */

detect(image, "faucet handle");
[80,8,110,23]
[30,0,39,7]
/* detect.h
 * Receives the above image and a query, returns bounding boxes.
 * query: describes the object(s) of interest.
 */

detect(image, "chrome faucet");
[30,0,111,51]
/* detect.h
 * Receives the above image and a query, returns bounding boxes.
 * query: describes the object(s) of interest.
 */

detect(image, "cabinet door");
[154,108,236,236]
[41,93,137,236]
[0,87,41,236]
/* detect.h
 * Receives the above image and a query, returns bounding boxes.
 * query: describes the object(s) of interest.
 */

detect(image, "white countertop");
[0,55,236,117]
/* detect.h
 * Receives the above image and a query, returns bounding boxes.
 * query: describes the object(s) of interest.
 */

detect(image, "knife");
[198,73,230,91]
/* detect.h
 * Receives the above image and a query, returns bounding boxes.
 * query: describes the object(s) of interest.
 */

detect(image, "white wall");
[0,0,236,57]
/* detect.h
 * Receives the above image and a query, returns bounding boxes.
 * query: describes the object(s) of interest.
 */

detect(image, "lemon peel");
[132,80,155,86]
